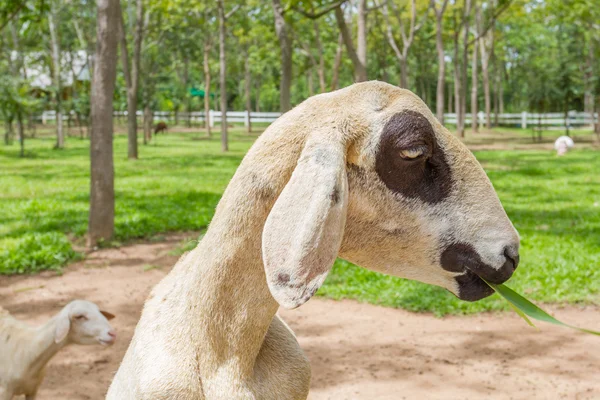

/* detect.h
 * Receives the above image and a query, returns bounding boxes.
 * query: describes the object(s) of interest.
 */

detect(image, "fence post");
[478,111,484,129]
[244,110,250,128]
[209,110,214,128]
[42,111,47,125]
[521,111,527,129]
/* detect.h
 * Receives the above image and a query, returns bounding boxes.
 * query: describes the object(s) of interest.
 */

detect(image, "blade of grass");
[506,301,536,328]
[484,280,600,336]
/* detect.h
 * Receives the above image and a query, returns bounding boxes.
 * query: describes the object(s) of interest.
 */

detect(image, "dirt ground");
[1,234,599,400]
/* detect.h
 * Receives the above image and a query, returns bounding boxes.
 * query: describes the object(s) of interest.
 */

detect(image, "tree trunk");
[272,0,292,112]
[307,66,314,97]
[471,37,478,132]
[584,40,594,118]
[88,0,119,246]
[595,94,600,136]
[448,80,453,113]
[453,20,462,133]
[335,6,366,82]
[184,57,191,128]
[17,111,25,157]
[131,0,143,156]
[357,0,367,77]
[433,3,447,123]
[245,51,252,134]
[4,119,12,145]
[314,21,326,92]
[119,0,143,159]
[9,21,26,155]
[203,36,212,136]
[481,59,491,129]
[217,0,228,152]
[399,59,408,89]
[493,62,499,126]
[459,0,473,137]
[499,77,504,115]
[143,105,152,143]
[48,3,64,149]
[475,4,493,129]
[255,79,261,112]
[331,33,344,90]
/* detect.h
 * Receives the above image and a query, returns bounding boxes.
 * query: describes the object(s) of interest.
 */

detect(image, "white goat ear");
[262,138,348,309]
[55,314,70,343]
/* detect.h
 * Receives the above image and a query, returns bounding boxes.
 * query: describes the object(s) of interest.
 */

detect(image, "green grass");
[1,128,599,315]
[0,130,252,272]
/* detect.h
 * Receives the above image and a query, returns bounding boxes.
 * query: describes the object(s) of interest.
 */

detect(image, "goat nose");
[503,245,520,272]
[108,330,117,339]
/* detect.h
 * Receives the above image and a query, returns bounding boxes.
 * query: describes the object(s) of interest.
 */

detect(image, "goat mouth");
[98,338,115,346]
[453,270,495,302]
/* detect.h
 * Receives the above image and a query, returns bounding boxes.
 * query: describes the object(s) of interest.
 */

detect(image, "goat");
[154,122,168,135]
[108,81,520,399]
[0,300,116,400]
[554,135,574,156]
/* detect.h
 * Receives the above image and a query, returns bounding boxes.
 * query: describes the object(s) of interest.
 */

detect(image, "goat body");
[108,81,519,399]
[0,301,115,400]
[154,122,168,135]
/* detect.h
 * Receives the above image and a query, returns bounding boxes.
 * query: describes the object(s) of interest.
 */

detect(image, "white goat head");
[54,300,116,346]
[261,81,520,309]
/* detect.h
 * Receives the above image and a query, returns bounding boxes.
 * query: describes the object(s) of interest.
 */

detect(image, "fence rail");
[38,110,600,130]
[443,111,599,129]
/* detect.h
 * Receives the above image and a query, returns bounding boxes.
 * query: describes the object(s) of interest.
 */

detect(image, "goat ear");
[55,314,70,343]
[262,138,348,309]
[100,310,115,320]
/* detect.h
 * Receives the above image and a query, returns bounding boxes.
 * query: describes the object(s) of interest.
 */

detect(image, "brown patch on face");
[375,111,452,204]
[441,242,518,301]
[440,242,516,284]
[454,271,495,301]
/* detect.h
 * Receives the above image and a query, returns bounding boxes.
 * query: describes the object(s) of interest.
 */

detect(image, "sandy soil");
[1,234,599,400]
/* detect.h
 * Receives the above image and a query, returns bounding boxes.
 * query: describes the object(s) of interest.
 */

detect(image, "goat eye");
[74,315,87,320]
[399,146,427,160]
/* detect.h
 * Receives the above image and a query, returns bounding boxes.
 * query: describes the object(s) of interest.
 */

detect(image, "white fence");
[42,110,283,127]
[39,110,600,129]
[443,111,599,129]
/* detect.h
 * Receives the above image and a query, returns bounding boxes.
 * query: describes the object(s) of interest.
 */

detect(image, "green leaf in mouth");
[483,280,600,336]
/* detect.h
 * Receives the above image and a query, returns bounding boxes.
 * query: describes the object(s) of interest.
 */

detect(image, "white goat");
[554,135,574,156]
[108,81,520,399]
[0,300,116,400]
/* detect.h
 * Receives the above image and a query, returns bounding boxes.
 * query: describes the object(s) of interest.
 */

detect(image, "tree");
[431,0,449,122]
[459,0,473,137]
[88,0,119,246]
[203,25,212,136]
[476,2,495,130]
[119,0,144,159]
[382,0,429,89]
[217,1,238,152]
[334,4,366,82]
[272,0,292,112]
[48,0,64,149]
[471,32,478,132]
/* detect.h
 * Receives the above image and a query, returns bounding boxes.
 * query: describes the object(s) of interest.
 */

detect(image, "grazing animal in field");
[107,81,520,400]
[554,135,574,156]
[154,122,168,135]
[0,300,116,400]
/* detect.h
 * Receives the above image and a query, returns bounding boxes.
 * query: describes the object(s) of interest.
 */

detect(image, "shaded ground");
[1,235,599,399]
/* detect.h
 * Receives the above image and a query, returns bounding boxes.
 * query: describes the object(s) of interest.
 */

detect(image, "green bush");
[0,232,79,274]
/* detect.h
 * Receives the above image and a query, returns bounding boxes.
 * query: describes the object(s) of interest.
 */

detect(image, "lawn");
[1,128,599,315]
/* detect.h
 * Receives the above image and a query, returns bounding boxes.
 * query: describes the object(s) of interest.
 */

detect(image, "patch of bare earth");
[1,236,598,400]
